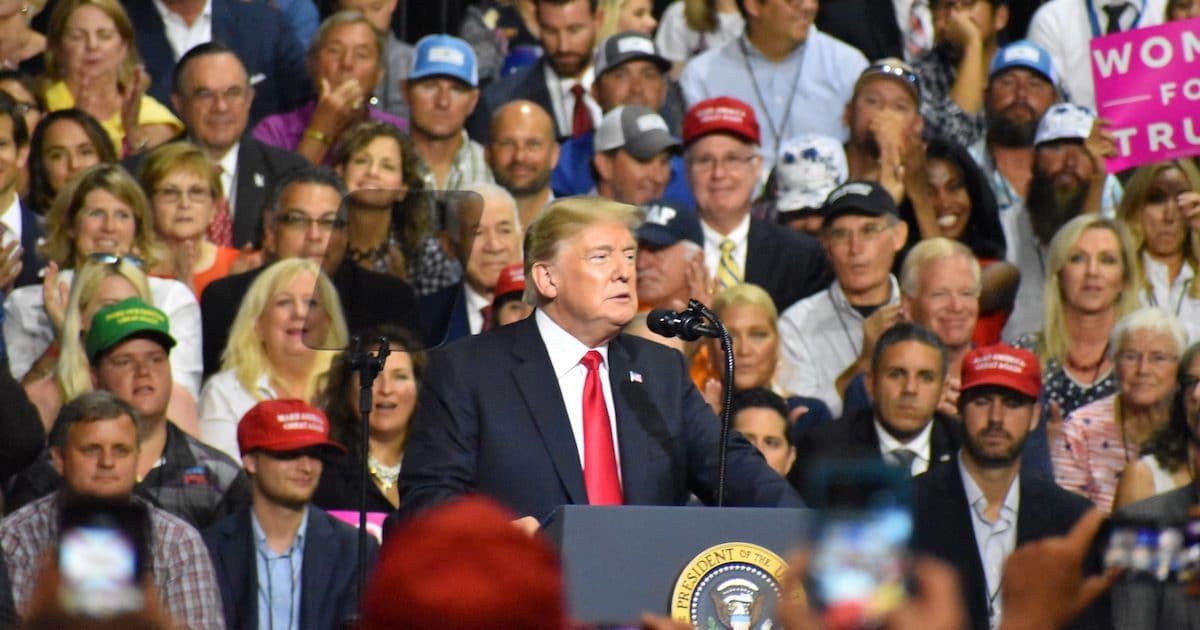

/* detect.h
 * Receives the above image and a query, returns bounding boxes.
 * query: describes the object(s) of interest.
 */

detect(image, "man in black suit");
[911,343,1101,630]
[200,167,420,375]
[0,91,42,289]
[787,322,959,498]
[465,0,601,143]
[399,196,801,526]
[168,43,309,249]
[204,399,377,630]
[682,96,832,314]
[125,0,311,127]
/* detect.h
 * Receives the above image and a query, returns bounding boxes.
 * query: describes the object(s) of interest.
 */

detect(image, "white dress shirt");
[463,282,490,335]
[960,453,1020,628]
[700,213,751,281]
[151,0,214,60]
[1140,253,1200,343]
[544,64,601,137]
[535,309,622,476]
[874,419,933,476]
[0,193,22,246]
[198,370,277,462]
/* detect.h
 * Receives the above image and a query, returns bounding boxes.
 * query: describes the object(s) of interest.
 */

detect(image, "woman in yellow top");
[42,0,181,156]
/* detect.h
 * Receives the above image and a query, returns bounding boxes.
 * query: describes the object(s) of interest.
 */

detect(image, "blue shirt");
[252,508,308,630]
[550,130,697,209]
[679,31,867,170]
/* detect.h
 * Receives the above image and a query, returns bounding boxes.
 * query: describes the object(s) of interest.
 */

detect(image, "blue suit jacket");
[398,314,803,520]
[416,283,471,350]
[124,0,312,127]
[203,505,378,630]
[12,201,45,289]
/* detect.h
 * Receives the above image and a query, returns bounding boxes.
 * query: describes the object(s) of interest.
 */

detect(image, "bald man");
[486,100,560,226]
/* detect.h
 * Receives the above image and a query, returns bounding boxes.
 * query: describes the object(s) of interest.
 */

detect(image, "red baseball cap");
[236,399,345,457]
[960,344,1042,400]
[492,263,526,304]
[682,97,761,146]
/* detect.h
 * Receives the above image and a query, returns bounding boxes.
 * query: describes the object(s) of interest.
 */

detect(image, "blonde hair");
[55,259,152,400]
[1039,214,1139,365]
[900,237,982,297]
[45,0,141,86]
[1116,160,1200,300]
[683,0,719,32]
[712,283,778,328]
[596,0,627,41]
[221,259,349,402]
[523,196,641,303]
[136,141,224,203]
[41,164,163,269]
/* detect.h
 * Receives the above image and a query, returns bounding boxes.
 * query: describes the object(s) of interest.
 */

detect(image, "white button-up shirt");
[960,453,1020,629]
[875,419,933,476]
[151,0,214,60]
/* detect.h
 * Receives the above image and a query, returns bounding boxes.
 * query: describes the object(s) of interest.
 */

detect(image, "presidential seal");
[670,542,792,630]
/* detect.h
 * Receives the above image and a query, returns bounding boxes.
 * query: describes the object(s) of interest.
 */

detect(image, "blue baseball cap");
[989,40,1057,87]
[638,199,702,247]
[410,34,478,87]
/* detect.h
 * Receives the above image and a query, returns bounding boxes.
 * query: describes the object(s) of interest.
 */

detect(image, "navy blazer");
[398,314,803,521]
[124,0,312,127]
[787,408,960,500]
[466,57,555,143]
[911,460,1101,630]
[203,505,378,630]
[12,201,45,289]
[744,217,833,314]
[416,283,471,350]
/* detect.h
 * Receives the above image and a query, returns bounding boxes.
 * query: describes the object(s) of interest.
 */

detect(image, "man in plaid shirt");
[0,391,224,629]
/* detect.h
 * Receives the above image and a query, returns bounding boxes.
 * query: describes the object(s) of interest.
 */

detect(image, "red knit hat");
[358,496,567,630]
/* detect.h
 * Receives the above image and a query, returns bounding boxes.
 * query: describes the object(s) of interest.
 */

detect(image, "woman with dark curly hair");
[313,324,425,513]
[24,109,117,216]
[902,137,1019,345]
[331,120,460,296]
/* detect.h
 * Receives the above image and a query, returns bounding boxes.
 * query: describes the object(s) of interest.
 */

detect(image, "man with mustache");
[911,344,1102,630]
[787,322,959,499]
[486,100,560,227]
[467,0,602,142]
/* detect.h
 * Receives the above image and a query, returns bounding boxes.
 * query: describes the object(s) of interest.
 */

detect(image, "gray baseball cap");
[594,105,681,160]
[593,31,671,79]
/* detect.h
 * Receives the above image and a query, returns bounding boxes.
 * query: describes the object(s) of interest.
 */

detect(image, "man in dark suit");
[0,92,43,290]
[787,322,959,498]
[399,196,801,525]
[204,399,378,630]
[125,0,311,127]
[682,96,832,314]
[465,0,601,143]
[911,343,1100,630]
[168,43,308,249]
[200,167,420,375]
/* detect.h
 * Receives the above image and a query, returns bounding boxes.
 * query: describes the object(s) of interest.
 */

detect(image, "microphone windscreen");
[646,309,678,338]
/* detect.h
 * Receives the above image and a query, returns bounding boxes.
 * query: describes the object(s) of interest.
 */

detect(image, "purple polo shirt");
[252,100,409,163]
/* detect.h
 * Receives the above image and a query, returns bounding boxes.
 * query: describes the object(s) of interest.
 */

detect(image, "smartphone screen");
[58,502,148,617]
[806,461,913,630]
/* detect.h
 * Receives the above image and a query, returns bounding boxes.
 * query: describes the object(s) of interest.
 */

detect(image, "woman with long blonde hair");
[198,258,348,461]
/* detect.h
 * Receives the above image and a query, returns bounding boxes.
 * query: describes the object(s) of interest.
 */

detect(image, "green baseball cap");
[85,297,176,363]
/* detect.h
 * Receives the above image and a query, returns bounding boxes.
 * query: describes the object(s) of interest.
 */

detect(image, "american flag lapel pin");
[629,371,643,383]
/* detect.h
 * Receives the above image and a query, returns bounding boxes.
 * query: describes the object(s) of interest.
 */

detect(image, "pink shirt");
[1051,394,1135,513]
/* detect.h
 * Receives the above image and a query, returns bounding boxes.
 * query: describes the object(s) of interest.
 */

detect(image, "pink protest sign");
[1091,18,1200,171]
[328,510,388,543]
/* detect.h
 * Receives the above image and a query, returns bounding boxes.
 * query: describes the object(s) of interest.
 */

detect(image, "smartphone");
[805,460,913,630]
[58,500,150,617]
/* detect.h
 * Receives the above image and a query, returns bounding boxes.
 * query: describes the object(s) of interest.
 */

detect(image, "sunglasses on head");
[866,62,921,96]
[88,253,145,269]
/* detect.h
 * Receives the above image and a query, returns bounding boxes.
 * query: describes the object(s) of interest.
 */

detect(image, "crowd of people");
[0,0,1197,627]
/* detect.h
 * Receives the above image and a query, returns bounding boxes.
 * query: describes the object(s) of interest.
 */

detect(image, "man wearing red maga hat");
[910,344,1104,630]
[202,399,378,630]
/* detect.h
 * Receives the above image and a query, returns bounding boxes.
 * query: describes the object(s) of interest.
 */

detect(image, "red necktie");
[479,305,493,332]
[207,166,234,247]
[570,83,592,138]
[580,350,622,505]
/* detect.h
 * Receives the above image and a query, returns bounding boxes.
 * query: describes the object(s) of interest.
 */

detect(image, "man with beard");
[204,399,378,630]
[1004,102,1121,337]
[467,0,602,142]
[405,35,494,193]
[911,344,1100,630]
[787,322,959,499]
[912,0,1009,147]
[486,101,560,227]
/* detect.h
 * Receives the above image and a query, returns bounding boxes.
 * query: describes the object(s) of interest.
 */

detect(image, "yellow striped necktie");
[717,238,742,288]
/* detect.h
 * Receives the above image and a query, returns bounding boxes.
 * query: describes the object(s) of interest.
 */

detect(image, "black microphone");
[646,308,720,341]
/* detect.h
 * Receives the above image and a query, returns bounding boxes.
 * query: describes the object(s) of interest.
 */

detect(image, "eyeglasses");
[863,61,921,97]
[824,221,892,245]
[275,212,347,231]
[1116,351,1178,367]
[88,253,144,268]
[154,185,214,205]
[687,153,760,174]
[188,86,250,107]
